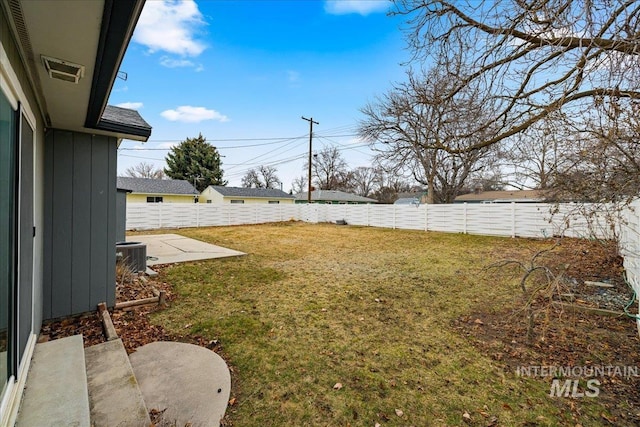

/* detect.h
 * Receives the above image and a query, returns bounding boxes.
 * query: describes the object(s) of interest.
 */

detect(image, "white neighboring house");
[200,186,295,204]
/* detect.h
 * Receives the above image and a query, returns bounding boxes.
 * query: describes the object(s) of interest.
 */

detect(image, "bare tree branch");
[125,162,165,180]
[393,0,640,150]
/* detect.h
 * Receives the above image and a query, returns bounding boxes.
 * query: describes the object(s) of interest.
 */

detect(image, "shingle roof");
[295,190,377,203]
[454,190,546,202]
[98,105,152,138]
[209,186,295,199]
[116,177,198,195]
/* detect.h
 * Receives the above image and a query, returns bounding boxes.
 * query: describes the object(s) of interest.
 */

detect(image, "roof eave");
[222,196,295,199]
[84,0,146,130]
[96,119,151,141]
[130,192,198,196]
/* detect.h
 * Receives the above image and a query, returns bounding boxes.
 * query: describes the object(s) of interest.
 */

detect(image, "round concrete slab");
[129,342,231,427]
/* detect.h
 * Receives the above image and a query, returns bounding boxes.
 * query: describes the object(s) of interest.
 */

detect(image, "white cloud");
[160,56,195,68]
[160,106,230,123]
[116,102,143,110]
[134,0,206,57]
[324,0,388,16]
[159,56,205,71]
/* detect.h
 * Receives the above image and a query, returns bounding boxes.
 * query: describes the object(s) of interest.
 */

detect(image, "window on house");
[0,87,16,397]
[147,196,163,203]
[268,201,279,204]
[230,200,244,204]
[206,200,212,204]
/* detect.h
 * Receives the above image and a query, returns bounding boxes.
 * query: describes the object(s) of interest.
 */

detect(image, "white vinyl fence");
[620,201,640,333]
[127,202,613,238]
[127,201,640,331]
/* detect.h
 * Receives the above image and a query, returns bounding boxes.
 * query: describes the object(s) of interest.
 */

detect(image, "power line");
[119,133,358,149]
[223,152,308,179]
[317,136,372,156]
[141,135,307,143]
[224,137,304,172]
[119,135,310,150]
[118,153,166,161]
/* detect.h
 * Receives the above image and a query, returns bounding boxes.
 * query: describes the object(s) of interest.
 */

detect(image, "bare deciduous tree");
[350,166,380,197]
[359,69,497,203]
[241,165,281,189]
[394,0,640,151]
[370,170,416,204]
[124,162,165,179]
[464,167,506,193]
[290,175,307,195]
[551,100,640,204]
[502,114,573,190]
[308,147,353,191]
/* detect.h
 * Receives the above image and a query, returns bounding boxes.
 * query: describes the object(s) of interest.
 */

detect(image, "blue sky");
[110,0,409,191]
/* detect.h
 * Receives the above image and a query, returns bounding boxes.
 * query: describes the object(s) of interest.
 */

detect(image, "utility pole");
[301,116,319,203]
[192,175,202,203]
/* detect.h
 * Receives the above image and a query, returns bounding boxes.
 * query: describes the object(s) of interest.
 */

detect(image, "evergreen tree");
[164,133,226,192]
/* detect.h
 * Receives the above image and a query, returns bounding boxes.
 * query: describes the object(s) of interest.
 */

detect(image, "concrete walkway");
[130,342,231,427]
[16,335,90,426]
[130,233,245,266]
[85,339,151,427]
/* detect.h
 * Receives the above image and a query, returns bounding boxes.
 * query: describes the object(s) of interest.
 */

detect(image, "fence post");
[196,203,200,227]
[424,203,428,232]
[367,204,370,227]
[511,202,516,238]
[393,205,397,229]
[463,203,468,234]
[158,204,162,229]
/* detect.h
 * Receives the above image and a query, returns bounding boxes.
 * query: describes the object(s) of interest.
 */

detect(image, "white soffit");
[19,0,103,131]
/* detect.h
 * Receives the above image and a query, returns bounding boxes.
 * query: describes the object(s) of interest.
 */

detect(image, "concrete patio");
[17,336,231,427]
[130,233,245,266]
[16,235,238,426]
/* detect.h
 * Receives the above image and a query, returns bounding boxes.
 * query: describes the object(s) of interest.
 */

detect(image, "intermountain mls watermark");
[516,365,639,398]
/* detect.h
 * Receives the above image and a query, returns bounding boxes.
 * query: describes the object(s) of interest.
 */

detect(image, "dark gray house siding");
[116,189,128,242]
[43,130,117,319]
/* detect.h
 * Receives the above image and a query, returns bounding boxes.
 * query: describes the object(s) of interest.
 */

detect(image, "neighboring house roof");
[295,190,378,203]
[394,197,420,205]
[454,190,546,203]
[117,177,198,195]
[98,106,152,139]
[208,186,295,199]
[397,191,427,199]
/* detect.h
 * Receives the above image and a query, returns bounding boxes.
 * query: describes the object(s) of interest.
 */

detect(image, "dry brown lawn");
[144,222,640,426]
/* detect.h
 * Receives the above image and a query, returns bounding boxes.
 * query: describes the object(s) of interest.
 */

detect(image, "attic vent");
[41,56,85,83]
